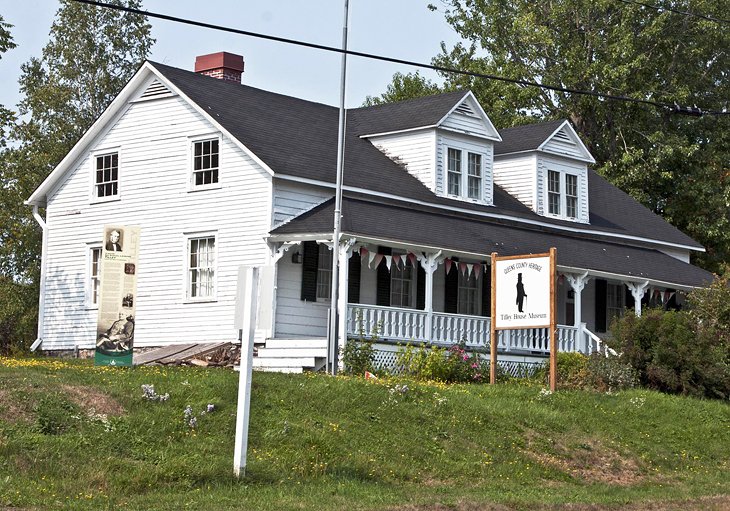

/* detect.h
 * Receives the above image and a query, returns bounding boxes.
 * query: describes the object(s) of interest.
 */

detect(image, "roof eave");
[26,62,157,207]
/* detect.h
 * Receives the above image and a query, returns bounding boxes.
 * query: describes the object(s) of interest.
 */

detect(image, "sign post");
[233,266,259,478]
[490,249,557,390]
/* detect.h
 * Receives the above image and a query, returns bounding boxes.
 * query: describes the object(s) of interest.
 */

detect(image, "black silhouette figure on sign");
[516,273,527,312]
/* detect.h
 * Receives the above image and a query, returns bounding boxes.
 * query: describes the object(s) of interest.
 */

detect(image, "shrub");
[536,352,636,392]
[610,276,730,399]
[394,342,488,383]
[342,313,377,376]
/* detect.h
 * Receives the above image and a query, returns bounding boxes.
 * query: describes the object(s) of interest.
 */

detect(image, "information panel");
[494,255,551,329]
[94,225,140,367]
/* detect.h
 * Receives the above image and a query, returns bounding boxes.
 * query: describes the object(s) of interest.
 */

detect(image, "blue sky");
[1,0,461,109]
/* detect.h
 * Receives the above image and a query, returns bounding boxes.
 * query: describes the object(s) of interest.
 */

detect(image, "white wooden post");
[417,251,442,341]
[566,272,589,352]
[626,280,650,317]
[337,239,356,370]
[233,266,259,479]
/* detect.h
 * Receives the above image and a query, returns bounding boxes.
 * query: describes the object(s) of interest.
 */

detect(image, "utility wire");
[72,0,728,117]
[614,0,730,25]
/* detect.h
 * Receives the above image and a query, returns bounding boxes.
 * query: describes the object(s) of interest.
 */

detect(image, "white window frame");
[189,134,222,191]
[86,244,102,308]
[316,243,333,301]
[545,167,580,221]
[184,232,218,302]
[457,268,480,316]
[445,146,485,203]
[390,251,416,308]
[90,147,121,204]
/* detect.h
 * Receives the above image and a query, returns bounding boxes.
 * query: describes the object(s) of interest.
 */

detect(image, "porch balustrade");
[347,303,596,356]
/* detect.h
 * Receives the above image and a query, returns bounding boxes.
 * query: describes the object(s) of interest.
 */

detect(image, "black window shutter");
[348,252,361,304]
[300,241,318,301]
[595,278,607,332]
[376,246,392,306]
[444,257,459,314]
[481,262,491,317]
[416,262,426,310]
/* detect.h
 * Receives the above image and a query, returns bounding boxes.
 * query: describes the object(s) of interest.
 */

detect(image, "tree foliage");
[0,14,17,146]
[363,71,441,106]
[0,1,153,351]
[373,1,730,270]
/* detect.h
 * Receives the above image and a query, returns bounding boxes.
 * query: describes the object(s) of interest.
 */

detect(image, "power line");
[614,0,730,25]
[72,0,728,117]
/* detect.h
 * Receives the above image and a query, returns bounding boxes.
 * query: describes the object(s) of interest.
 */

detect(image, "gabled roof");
[270,195,713,289]
[27,61,704,254]
[495,119,595,163]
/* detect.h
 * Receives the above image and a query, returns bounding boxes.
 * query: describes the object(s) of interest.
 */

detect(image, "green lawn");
[0,356,728,510]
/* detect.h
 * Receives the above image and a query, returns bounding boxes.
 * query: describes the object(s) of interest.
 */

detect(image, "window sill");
[188,184,222,193]
[184,298,218,304]
[90,196,121,205]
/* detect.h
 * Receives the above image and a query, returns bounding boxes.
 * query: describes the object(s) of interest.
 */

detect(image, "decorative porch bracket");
[271,241,301,264]
[565,271,590,353]
[626,280,650,317]
[416,250,444,342]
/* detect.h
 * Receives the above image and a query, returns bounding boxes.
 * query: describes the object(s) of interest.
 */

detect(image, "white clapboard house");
[26,52,713,372]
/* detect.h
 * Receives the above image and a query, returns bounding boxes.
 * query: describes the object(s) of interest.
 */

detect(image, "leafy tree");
[0,1,153,352]
[373,1,730,270]
[363,71,441,106]
[0,14,17,146]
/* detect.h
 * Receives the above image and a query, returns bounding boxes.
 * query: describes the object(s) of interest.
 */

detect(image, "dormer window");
[447,147,484,201]
[547,169,579,220]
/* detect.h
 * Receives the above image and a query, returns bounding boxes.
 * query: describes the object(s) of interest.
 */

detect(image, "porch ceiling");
[270,195,714,289]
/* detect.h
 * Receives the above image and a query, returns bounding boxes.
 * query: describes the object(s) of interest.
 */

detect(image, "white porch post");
[337,238,357,368]
[417,250,442,342]
[626,280,650,317]
[566,272,590,353]
[268,242,301,340]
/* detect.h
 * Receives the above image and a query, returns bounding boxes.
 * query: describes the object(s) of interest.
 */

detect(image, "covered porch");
[267,236,685,359]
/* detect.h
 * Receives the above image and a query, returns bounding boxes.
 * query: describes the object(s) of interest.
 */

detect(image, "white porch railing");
[347,303,599,355]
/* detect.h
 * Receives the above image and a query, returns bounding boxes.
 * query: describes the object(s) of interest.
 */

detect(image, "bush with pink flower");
[395,341,489,383]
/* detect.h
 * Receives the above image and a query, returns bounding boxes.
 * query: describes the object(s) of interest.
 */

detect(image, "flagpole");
[328,0,350,375]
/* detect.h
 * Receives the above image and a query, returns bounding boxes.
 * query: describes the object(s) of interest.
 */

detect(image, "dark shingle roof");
[152,62,703,251]
[347,90,468,136]
[494,119,566,155]
[271,196,713,288]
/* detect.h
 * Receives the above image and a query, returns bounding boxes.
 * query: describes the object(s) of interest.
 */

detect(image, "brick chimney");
[194,52,245,84]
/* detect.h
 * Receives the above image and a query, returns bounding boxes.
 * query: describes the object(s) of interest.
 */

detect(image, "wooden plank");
[157,342,229,364]
[133,343,196,365]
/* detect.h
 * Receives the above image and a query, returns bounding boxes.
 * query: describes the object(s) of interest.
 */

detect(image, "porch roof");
[270,195,714,289]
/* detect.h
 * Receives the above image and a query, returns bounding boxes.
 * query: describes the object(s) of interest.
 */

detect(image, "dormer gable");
[437,92,501,142]
[358,91,500,207]
[493,120,595,224]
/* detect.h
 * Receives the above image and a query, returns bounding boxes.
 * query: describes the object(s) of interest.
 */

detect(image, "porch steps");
[253,338,328,373]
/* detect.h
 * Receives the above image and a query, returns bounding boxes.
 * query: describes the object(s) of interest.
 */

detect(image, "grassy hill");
[0,356,728,510]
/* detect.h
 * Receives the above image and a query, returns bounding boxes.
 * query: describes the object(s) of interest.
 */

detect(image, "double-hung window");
[88,246,102,306]
[94,152,118,199]
[606,282,625,326]
[446,147,483,201]
[467,153,482,200]
[316,244,333,300]
[457,270,479,315]
[547,169,579,220]
[390,252,414,307]
[188,236,216,300]
[447,148,461,196]
[192,138,219,188]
